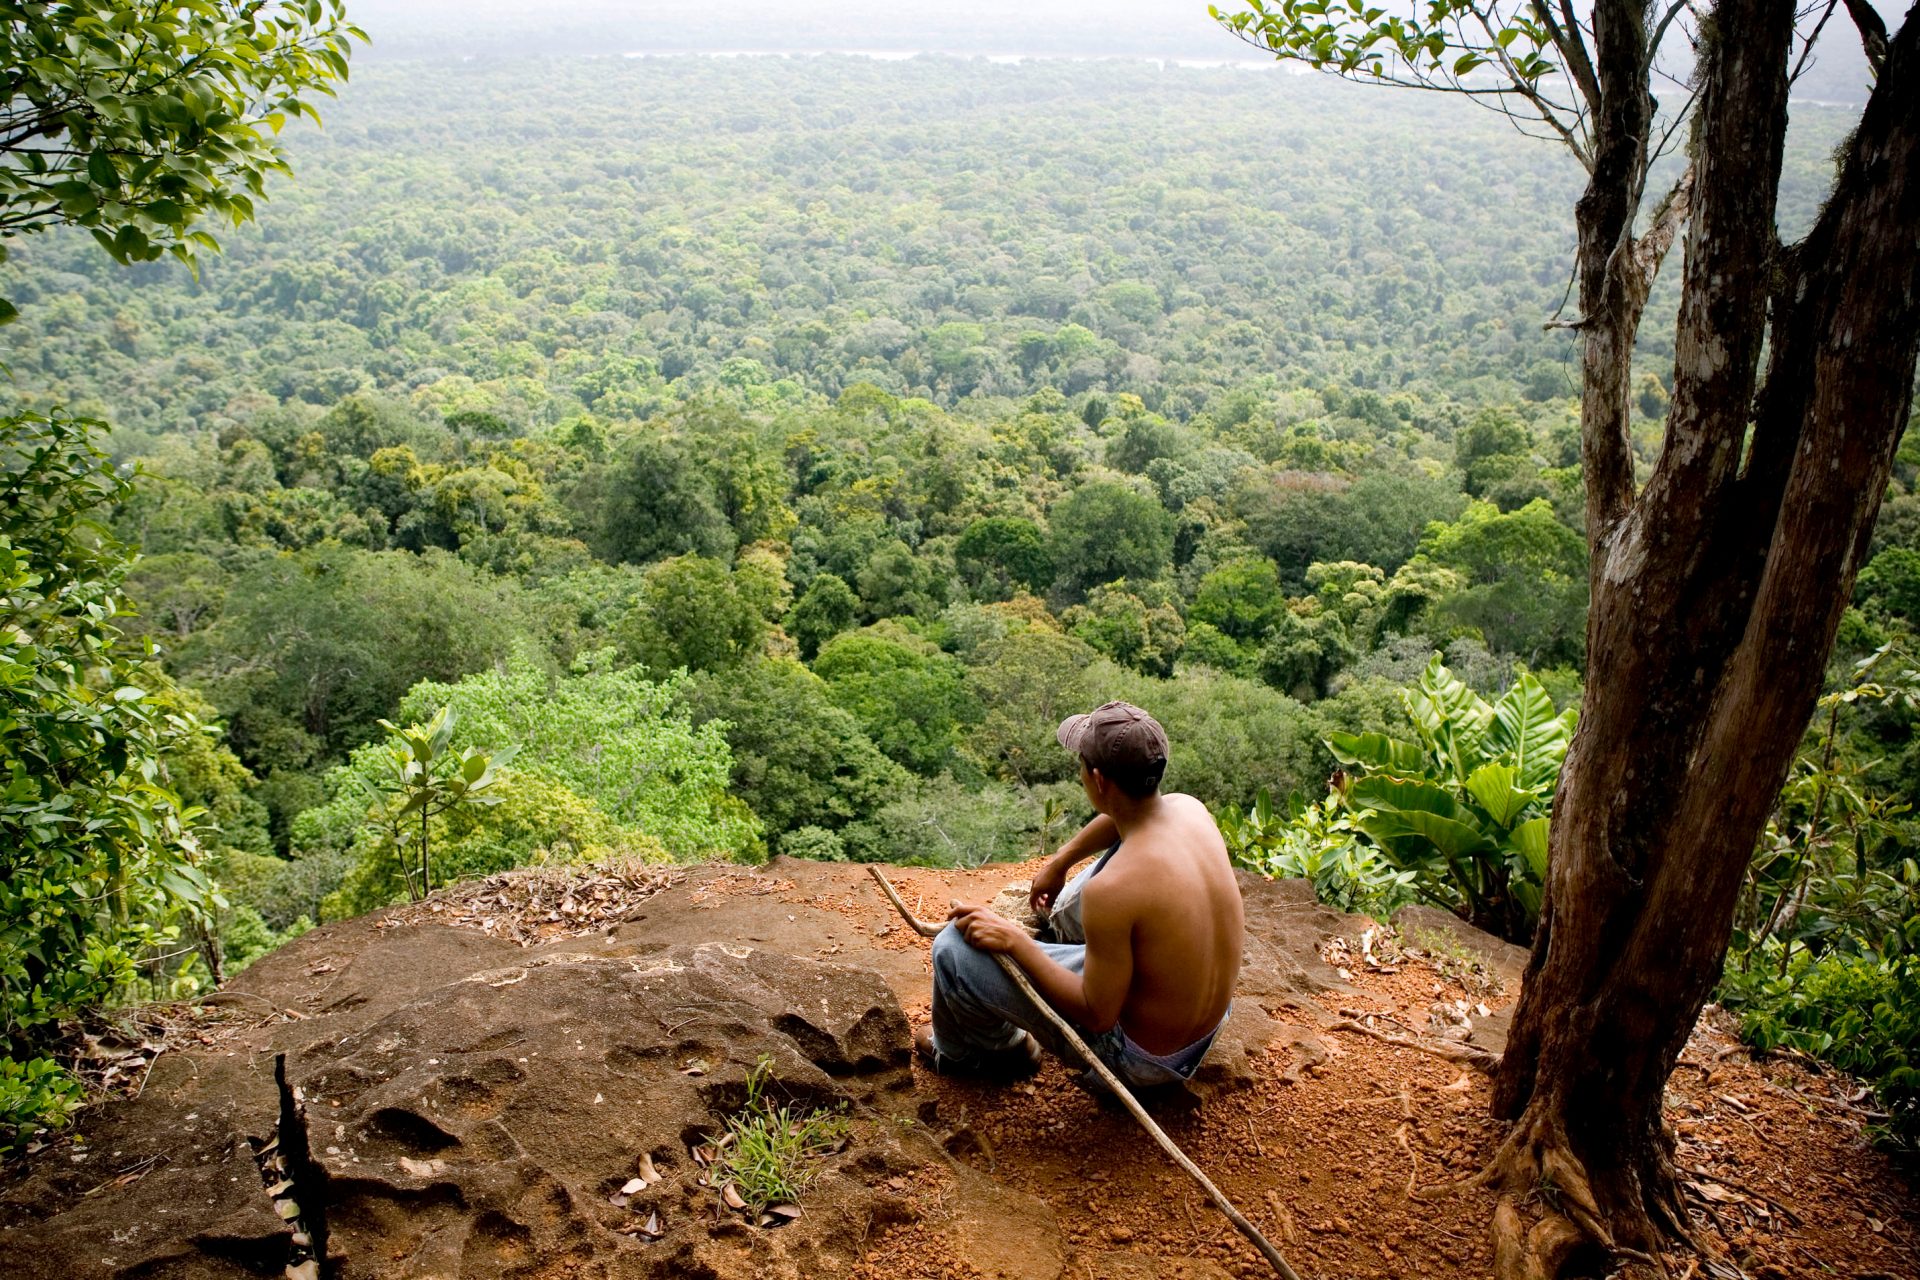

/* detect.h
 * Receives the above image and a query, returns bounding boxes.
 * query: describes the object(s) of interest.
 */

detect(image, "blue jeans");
[929,922,1224,1090]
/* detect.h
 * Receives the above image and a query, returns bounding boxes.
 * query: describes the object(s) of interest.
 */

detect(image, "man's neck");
[1102,792,1162,839]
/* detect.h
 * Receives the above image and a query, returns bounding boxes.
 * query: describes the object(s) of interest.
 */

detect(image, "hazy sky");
[345,0,1252,56]
[340,0,1877,103]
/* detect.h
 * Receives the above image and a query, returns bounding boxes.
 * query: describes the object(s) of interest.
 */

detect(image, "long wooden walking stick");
[868,866,1306,1280]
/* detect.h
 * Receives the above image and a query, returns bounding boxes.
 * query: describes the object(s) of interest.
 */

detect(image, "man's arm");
[950,881,1133,1034]
[1030,812,1119,912]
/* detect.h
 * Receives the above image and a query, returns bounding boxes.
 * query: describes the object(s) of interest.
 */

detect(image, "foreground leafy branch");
[0,0,366,320]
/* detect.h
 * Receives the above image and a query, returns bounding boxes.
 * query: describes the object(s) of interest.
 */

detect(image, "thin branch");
[1536,0,1602,113]
[1478,7,1596,165]
[1789,0,1843,84]
[1650,81,1705,165]
[1649,0,1694,59]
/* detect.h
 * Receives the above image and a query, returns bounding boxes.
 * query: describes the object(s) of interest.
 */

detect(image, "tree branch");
[1629,162,1695,298]
[1572,0,1658,535]
[1790,0,1843,84]
[1537,0,1603,112]
[1648,0,1695,61]
[1842,0,1890,77]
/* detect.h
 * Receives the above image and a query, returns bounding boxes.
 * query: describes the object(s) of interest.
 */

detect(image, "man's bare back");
[926,700,1244,1086]
[1076,794,1243,1054]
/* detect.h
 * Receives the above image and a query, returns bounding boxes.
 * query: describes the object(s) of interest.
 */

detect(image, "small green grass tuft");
[718,1057,851,1215]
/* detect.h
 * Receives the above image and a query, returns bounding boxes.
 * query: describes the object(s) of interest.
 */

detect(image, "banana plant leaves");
[1486,672,1579,792]
[1403,654,1494,783]
[1327,730,1427,775]
[1326,653,1578,941]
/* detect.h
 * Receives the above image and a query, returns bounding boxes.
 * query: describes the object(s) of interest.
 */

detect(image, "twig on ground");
[129,1050,161,1102]
[867,866,1309,1280]
[1680,1166,1802,1225]
[193,990,309,1021]
[1327,1017,1502,1072]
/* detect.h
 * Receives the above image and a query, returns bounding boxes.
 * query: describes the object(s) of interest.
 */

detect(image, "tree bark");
[1487,1,1920,1267]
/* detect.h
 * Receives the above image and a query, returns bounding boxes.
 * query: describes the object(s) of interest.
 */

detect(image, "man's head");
[1056,700,1168,801]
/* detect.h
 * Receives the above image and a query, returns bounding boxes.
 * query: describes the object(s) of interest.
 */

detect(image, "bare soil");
[2,856,1913,1280]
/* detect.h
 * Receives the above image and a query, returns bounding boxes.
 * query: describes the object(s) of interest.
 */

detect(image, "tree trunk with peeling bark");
[1485,1,1920,1268]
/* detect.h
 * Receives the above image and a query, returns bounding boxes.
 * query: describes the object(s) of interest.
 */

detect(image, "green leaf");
[1350,775,1492,861]
[1508,816,1551,884]
[1487,673,1575,792]
[1328,730,1427,774]
[1404,654,1492,782]
[87,150,120,190]
[1466,761,1533,829]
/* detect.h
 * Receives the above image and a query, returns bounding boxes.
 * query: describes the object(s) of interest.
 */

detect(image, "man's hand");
[947,900,1028,955]
[1028,859,1069,915]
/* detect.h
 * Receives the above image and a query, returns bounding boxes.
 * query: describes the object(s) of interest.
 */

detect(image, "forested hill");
[6,55,1854,440]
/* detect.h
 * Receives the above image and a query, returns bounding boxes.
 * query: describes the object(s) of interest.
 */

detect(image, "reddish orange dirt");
[23,857,1914,1280]
[687,859,1919,1280]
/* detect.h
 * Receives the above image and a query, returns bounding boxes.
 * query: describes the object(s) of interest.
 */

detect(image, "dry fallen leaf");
[721,1182,747,1211]
[619,1177,645,1196]
[638,1152,661,1185]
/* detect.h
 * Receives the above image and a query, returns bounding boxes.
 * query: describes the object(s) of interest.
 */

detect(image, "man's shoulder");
[1161,792,1213,817]
[1159,793,1227,837]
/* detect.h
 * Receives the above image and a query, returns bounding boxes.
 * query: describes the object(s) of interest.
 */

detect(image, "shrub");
[0,411,222,1142]
[778,826,848,862]
[1720,945,1918,1149]
[1327,654,1577,942]
[0,1057,86,1159]
[1221,789,1420,918]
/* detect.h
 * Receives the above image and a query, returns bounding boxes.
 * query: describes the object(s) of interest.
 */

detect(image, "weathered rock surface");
[0,859,1435,1279]
[0,931,1063,1280]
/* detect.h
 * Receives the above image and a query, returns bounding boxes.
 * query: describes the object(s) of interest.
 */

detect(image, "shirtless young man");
[917,701,1245,1087]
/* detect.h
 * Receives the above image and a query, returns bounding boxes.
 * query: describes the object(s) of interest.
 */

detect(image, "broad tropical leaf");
[1509,816,1551,883]
[1360,806,1495,862]
[1487,673,1576,792]
[1403,654,1492,782]
[1327,730,1426,775]
[1466,761,1534,828]
[1350,775,1493,862]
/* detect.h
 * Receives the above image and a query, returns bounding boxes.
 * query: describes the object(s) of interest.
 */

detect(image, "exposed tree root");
[1327,1017,1503,1073]
[1477,1102,1713,1280]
